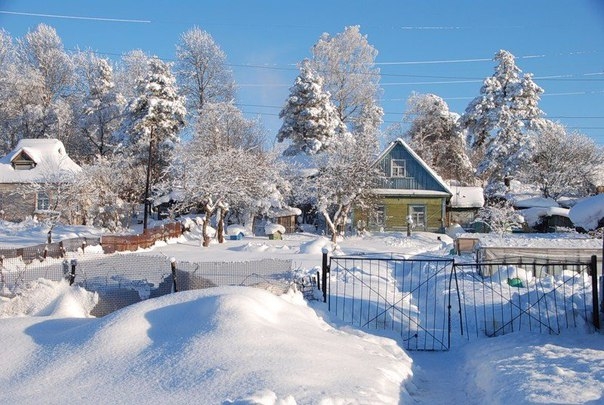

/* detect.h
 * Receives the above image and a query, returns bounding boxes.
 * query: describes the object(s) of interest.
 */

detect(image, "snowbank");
[0,284,413,404]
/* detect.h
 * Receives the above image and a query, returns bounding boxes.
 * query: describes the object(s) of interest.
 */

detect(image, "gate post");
[170,257,178,293]
[591,255,600,330]
[69,259,77,286]
[321,248,329,303]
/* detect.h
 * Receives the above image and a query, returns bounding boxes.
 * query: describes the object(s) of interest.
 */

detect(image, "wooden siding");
[377,143,448,193]
[0,184,36,221]
[356,196,446,232]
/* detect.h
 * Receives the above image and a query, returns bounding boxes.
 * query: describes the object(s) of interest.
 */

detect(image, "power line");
[74,49,604,84]
[0,10,151,23]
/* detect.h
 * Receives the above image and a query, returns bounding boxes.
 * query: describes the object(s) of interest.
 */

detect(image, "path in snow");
[407,347,483,405]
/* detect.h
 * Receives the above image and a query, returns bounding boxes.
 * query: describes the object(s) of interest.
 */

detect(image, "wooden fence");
[100,222,183,253]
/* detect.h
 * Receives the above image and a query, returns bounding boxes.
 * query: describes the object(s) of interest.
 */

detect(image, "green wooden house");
[356,139,452,233]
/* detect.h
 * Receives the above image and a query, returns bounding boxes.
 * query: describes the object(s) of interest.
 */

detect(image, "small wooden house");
[0,139,81,222]
[355,139,452,233]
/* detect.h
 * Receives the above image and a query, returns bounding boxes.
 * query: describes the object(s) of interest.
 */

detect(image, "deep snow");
[0,221,603,404]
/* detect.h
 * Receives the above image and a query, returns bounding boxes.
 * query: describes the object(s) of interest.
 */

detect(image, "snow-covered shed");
[0,139,81,222]
[447,186,484,229]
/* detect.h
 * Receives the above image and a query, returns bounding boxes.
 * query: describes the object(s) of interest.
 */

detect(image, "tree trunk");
[143,132,155,231]
[322,211,338,243]
[201,212,211,247]
[217,207,228,244]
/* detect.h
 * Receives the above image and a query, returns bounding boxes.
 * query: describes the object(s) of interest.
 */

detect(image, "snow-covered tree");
[14,24,76,143]
[476,200,524,237]
[194,101,265,152]
[123,57,186,230]
[0,25,77,149]
[289,129,381,243]
[167,102,281,245]
[461,50,545,183]
[67,156,145,231]
[522,122,604,199]
[114,50,151,101]
[310,25,383,135]
[74,52,126,160]
[0,29,20,153]
[277,60,346,155]
[176,27,235,118]
[404,93,474,184]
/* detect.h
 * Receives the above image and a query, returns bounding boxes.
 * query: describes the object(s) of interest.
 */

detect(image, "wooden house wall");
[0,184,36,221]
[356,196,446,232]
[376,144,448,192]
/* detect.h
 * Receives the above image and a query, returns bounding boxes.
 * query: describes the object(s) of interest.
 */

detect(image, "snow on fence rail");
[0,252,294,317]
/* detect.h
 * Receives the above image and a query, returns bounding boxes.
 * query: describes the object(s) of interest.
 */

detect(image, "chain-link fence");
[0,252,294,317]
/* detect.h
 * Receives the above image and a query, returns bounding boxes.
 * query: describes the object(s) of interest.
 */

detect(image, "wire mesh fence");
[0,252,294,317]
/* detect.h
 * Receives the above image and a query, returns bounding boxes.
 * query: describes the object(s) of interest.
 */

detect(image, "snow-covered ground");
[0,220,603,404]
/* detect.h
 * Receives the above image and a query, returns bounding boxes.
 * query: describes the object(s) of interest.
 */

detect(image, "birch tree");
[176,27,235,118]
[310,25,383,136]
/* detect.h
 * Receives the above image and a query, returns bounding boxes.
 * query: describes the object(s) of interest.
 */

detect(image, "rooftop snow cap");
[0,139,81,183]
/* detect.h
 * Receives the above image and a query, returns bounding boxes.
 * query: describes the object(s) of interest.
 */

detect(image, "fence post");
[591,255,600,330]
[170,257,178,293]
[321,248,329,303]
[69,259,77,286]
[601,275,604,315]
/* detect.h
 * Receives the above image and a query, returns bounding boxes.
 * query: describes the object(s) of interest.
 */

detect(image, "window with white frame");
[36,191,50,211]
[391,159,406,177]
[409,205,426,230]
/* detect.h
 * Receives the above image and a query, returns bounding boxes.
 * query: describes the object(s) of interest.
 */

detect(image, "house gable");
[374,139,452,196]
[11,151,37,170]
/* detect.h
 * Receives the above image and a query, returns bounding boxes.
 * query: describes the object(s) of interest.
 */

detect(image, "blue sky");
[1,0,603,145]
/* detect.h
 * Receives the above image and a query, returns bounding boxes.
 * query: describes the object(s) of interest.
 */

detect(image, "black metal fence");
[322,252,600,351]
[0,253,294,317]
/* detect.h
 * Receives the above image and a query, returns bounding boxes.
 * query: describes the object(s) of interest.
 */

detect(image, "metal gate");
[324,254,599,351]
[453,258,598,338]
[326,255,455,351]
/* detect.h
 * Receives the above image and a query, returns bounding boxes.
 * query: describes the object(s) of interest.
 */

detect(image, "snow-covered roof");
[269,207,302,218]
[521,206,570,227]
[569,193,604,230]
[374,138,452,196]
[512,196,559,209]
[450,186,484,208]
[265,222,286,234]
[0,139,81,183]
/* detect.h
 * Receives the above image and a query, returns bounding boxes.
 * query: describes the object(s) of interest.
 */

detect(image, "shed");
[265,222,285,240]
[447,186,484,230]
